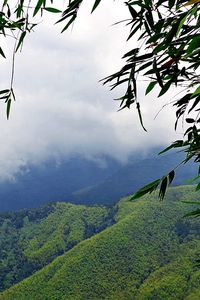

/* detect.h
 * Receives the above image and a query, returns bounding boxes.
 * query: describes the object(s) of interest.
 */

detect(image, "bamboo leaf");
[130,179,160,200]
[184,208,200,217]
[168,170,175,184]
[192,86,200,97]
[0,89,10,95]
[6,99,11,120]
[158,80,172,97]
[91,0,102,13]
[159,176,168,200]
[136,103,147,131]
[61,15,76,33]
[33,0,45,17]
[0,47,6,58]
[44,7,62,13]
[145,81,157,95]
[187,36,200,55]
[16,31,26,52]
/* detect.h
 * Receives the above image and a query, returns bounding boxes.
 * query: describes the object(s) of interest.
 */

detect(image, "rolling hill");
[0,202,114,291]
[1,186,200,299]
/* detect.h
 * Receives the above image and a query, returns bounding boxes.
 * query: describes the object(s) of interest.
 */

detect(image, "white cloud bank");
[0,1,180,180]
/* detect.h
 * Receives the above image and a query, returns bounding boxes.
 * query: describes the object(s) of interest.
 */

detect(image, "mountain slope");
[1,186,200,300]
[0,202,114,291]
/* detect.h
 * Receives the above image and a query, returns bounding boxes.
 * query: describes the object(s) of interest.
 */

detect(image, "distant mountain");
[72,151,196,205]
[1,186,200,299]
[0,156,121,211]
[0,150,196,212]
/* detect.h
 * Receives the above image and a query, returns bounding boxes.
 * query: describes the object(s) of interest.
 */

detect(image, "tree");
[1,0,200,200]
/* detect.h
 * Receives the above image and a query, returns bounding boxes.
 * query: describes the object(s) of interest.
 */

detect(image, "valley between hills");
[1,186,200,299]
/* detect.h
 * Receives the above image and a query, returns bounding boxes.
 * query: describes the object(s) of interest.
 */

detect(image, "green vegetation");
[0,202,114,291]
[1,186,200,299]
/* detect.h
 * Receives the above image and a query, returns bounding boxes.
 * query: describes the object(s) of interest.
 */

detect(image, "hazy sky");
[0,1,180,181]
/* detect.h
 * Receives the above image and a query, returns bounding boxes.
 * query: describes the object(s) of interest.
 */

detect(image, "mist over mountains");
[0,148,196,212]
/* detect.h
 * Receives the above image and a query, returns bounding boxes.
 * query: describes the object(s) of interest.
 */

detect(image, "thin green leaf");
[33,0,45,17]
[0,89,10,95]
[136,61,152,73]
[130,179,160,200]
[16,31,26,52]
[196,183,200,191]
[7,4,11,18]
[91,0,102,13]
[44,7,62,13]
[188,96,200,113]
[61,15,76,33]
[176,13,188,37]
[186,175,200,183]
[153,58,163,88]
[187,35,200,55]
[192,86,200,97]
[6,99,11,120]
[184,208,200,218]
[15,4,23,18]
[133,53,154,62]
[136,102,147,131]
[122,48,139,59]
[186,118,195,123]
[0,95,10,100]
[127,3,137,18]
[159,176,168,200]
[0,47,6,58]
[145,81,157,95]
[168,170,175,184]
[159,140,184,154]
[158,80,172,97]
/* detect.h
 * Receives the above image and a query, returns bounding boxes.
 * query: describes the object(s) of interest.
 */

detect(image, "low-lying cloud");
[0,1,179,181]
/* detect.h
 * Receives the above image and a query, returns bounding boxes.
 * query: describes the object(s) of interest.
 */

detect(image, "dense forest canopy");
[1,0,200,198]
[1,186,200,299]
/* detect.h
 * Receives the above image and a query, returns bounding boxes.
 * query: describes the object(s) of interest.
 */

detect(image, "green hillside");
[0,202,114,291]
[1,186,200,300]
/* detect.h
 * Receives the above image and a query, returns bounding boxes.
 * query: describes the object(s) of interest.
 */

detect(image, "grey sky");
[0,1,179,181]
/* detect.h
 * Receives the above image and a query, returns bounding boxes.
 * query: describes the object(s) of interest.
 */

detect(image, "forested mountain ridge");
[0,202,114,291]
[1,186,200,299]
